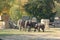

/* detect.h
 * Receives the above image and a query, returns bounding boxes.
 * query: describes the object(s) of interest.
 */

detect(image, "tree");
[9,5,22,24]
[9,0,22,24]
[0,0,21,23]
[24,0,56,22]
[0,0,14,14]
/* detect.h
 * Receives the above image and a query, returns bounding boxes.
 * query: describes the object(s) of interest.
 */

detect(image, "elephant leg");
[23,27,25,31]
[24,26,27,31]
[19,26,22,31]
[38,27,40,32]
[28,26,31,32]
[41,28,44,32]
[34,27,37,32]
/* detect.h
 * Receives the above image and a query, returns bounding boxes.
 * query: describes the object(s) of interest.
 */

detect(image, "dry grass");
[0,28,60,35]
[0,28,60,39]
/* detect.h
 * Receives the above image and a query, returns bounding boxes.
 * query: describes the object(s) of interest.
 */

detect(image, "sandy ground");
[0,28,60,40]
[0,34,60,40]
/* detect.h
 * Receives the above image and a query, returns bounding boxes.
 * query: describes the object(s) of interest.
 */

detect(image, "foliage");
[55,1,60,17]
[0,0,14,13]
[9,6,22,23]
[0,0,22,23]
[54,0,60,3]
[24,0,56,22]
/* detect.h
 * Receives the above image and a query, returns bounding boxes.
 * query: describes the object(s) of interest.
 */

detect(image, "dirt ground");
[0,28,60,40]
[0,34,60,40]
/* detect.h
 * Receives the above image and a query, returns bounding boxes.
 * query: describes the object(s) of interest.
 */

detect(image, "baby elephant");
[34,23,45,32]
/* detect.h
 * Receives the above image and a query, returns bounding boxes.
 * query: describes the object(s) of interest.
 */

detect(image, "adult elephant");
[25,20,45,32]
[25,20,37,32]
[17,19,25,31]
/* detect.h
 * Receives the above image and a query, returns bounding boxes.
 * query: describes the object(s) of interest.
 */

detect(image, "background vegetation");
[24,0,56,22]
[0,0,60,23]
